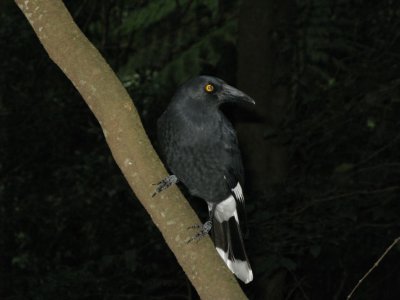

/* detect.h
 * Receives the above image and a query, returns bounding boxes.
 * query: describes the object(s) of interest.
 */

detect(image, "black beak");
[219,84,256,105]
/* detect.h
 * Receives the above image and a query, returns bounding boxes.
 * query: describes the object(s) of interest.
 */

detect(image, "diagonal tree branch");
[14,0,247,299]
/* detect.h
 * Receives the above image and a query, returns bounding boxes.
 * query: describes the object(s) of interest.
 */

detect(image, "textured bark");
[237,0,292,190]
[14,1,247,299]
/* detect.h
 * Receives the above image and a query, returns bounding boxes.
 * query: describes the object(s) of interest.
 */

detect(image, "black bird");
[155,76,254,283]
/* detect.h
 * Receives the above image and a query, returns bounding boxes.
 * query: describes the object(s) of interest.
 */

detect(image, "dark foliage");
[1,0,400,299]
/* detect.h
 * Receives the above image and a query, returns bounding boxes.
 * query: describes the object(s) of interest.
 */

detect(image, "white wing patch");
[213,195,236,223]
[208,182,244,223]
[231,182,244,202]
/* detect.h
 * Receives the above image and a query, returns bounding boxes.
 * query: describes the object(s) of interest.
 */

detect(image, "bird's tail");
[210,197,253,284]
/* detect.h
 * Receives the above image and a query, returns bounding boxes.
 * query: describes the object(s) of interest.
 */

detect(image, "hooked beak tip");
[241,95,255,105]
[221,84,256,105]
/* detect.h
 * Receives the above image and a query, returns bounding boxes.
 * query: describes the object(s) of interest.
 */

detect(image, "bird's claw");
[187,220,212,243]
[152,175,178,197]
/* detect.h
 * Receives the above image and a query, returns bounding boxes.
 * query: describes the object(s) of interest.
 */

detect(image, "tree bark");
[14,1,247,299]
[237,0,292,191]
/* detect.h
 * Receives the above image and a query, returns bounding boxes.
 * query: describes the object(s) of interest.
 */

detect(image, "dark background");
[1,0,400,299]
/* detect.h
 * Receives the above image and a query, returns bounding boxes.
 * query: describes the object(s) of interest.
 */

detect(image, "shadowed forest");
[1,0,400,299]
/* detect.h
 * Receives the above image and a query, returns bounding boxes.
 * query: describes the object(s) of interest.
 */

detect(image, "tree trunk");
[237,0,292,192]
[14,1,247,299]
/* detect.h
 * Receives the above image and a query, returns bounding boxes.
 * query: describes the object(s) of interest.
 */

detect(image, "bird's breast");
[158,108,235,201]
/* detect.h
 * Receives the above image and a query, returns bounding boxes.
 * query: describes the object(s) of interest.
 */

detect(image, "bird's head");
[174,76,255,108]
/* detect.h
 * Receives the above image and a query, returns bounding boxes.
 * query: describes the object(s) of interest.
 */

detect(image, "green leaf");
[334,163,354,173]
[367,118,376,129]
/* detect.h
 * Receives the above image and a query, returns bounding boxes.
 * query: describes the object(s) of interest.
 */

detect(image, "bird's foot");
[187,220,212,243]
[152,175,178,197]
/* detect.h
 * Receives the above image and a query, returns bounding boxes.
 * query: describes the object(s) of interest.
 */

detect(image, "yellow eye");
[204,83,214,93]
